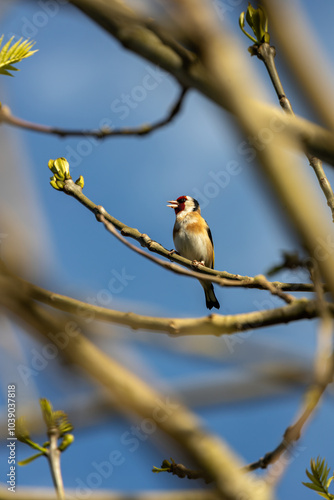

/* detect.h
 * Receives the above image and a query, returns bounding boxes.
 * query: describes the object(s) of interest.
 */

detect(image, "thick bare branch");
[0,270,270,500]
[68,0,334,167]
[0,487,219,500]
[22,278,330,336]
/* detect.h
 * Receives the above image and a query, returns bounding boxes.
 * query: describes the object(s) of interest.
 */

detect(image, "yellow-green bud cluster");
[48,157,71,190]
[48,157,84,191]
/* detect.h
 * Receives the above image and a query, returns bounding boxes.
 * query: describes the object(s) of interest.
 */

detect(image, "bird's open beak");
[167,200,178,209]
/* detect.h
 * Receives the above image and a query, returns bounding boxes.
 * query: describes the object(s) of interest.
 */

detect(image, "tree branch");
[245,343,334,475]
[243,191,334,482]
[0,486,219,500]
[251,42,334,221]
[164,0,334,304]
[0,87,188,138]
[22,278,332,336]
[47,429,65,500]
[262,1,334,132]
[68,0,334,168]
[0,269,270,500]
[154,2,334,482]
[153,458,212,483]
[59,176,315,294]
[95,208,295,304]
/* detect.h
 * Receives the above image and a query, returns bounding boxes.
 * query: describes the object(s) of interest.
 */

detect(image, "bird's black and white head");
[167,195,200,216]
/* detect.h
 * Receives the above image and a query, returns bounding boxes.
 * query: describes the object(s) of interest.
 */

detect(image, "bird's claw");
[192,259,205,269]
[167,249,180,259]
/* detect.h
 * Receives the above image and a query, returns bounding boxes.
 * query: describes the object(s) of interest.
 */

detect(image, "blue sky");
[1,1,334,498]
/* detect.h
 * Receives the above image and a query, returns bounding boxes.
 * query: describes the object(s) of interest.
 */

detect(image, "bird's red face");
[167,196,200,215]
[167,196,188,214]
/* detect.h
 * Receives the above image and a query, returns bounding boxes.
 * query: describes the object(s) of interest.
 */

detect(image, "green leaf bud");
[58,433,74,451]
[75,176,84,189]
[240,3,270,44]
[48,157,70,180]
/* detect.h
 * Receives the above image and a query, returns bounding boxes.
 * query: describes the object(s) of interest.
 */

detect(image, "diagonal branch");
[61,176,315,294]
[95,208,294,304]
[0,87,188,138]
[245,343,334,476]
[0,269,270,500]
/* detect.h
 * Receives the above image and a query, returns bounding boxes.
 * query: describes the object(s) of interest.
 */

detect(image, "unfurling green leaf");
[303,457,334,499]
[53,410,74,437]
[152,458,175,473]
[40,400,74,437]
[18,398,74,469]
[16,417,48,454]
[50,175,62,190]
[40,398,54,429]
[239,3,270,45]
[15,417,31,443]
[152,465,170,473]
[0,35,37,76]
[18,452,44,466]
[239,11,257,43]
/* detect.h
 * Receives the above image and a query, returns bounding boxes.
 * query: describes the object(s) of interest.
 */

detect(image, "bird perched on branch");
[167,195,220,310]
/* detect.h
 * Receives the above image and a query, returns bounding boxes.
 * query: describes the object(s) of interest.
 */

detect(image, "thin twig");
[153,458,212,483]
[0,87,188,138]
[252,43,334,221]
[245,315,334,478]
[266,251,312,277]
[245,348,334,475]
[311,263,334,384]
[252,274,295,304]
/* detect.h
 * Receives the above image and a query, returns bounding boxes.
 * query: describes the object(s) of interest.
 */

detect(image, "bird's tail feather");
[201,281,220,310]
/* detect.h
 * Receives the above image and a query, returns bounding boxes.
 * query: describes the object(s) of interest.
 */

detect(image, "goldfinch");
[167,195,220,310]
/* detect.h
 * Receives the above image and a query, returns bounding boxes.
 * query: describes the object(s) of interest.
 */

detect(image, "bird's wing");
[206,223,214,269]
